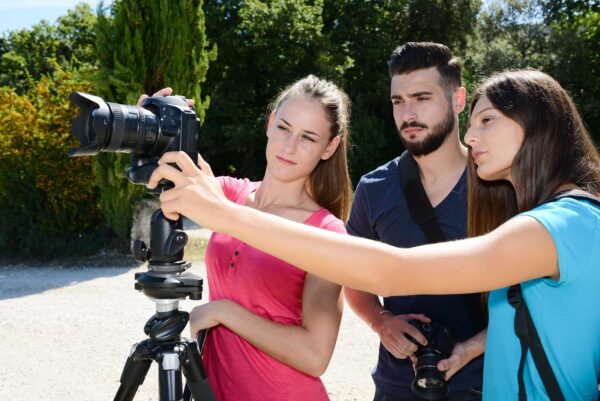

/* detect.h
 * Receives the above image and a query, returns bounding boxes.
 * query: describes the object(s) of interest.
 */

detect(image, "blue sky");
[0,0,111,34]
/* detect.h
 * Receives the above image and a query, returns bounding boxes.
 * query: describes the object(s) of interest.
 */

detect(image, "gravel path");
[0,261,379,400]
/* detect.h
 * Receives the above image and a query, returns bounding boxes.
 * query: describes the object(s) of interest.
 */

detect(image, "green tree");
[464,0,600,142]
[0,3,96,93]
[94,0,215,241]
[0,65,104,259]
[542,0,600,142]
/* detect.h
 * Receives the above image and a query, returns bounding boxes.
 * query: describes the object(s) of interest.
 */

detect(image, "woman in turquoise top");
[147,69,600,400]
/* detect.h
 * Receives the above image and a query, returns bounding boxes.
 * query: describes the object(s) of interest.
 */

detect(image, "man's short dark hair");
[388,42,462,93]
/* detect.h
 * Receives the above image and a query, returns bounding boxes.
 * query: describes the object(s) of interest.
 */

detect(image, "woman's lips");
[276,156,296,165]
[471,150,485,162]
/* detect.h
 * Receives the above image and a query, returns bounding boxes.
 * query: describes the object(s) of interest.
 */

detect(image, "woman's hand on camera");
[136,87,195,107]
[147,151,228,223]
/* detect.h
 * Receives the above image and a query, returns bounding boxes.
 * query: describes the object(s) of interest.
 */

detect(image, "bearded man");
[345,42,487,401]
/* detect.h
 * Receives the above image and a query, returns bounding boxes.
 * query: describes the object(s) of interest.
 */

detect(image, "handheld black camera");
[68,92,214,401]
[407,320,454,401]
[68,91,199,187]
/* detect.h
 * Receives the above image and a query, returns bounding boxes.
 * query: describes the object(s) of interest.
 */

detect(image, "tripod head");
[131,208,204,344]
[133,208,204,302]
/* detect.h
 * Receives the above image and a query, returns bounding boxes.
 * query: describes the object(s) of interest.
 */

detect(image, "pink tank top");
[202,177,346,401]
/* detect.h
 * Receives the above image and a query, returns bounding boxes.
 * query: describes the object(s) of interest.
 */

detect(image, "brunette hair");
[467,69,600,237]
[270,75,353,221]
[388,42,462,95]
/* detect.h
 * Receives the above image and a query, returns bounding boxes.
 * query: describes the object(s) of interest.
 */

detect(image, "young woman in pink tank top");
[149,75,352,401]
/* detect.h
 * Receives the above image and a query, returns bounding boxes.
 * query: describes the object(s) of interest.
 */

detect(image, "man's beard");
[398,106,455,157]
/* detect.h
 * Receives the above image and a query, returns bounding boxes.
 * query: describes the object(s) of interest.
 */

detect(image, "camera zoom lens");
[104,103,160,154]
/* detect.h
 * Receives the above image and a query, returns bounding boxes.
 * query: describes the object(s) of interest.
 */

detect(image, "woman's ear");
[321,135,341,160]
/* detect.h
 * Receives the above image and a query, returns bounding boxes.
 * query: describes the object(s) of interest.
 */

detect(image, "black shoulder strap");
[508,285,566,401]
[397,151,446,243]
[548,189,600,207]
[505,188,600,401]
[397,151,485,325]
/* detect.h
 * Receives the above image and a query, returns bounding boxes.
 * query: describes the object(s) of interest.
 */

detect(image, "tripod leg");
[182,340,217,401]
[114,342,152,401]
[158,352,184,401]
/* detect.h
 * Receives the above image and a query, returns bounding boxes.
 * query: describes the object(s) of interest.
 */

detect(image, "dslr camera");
[407,320,455,401]
[68,91,199,187]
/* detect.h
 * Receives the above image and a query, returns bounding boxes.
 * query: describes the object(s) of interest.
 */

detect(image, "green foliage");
[94,0,215,241]
[0,3,97,94]
[463,0,600,142]
[0,66,106,259]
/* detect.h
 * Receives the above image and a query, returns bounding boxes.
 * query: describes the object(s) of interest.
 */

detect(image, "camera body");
[407,320,455,400]
[68,91,199,186]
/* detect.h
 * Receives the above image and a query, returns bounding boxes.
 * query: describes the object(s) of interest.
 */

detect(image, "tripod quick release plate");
[135,270,204,300]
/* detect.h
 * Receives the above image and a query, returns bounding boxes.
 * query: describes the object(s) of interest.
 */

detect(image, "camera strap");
[397,151,484,324]
[508,190,600,401]
[397,151,446,243]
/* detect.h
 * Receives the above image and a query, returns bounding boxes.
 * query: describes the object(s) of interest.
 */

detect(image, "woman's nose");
[464,127,478,145]
[283,134,298,152]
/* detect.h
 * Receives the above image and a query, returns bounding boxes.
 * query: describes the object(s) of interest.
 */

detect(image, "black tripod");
[113,209,216,401]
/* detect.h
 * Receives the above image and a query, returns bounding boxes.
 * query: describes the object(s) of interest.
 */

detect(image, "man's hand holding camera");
[437,328,487,380]
[371,312,430,360]
[373,312,486,382]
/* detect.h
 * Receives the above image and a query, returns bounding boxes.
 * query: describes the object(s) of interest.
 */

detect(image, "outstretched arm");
[148,151,559,296]
[190,274,342,377]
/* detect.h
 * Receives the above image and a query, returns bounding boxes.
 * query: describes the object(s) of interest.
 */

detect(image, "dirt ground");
[0,258,379,400]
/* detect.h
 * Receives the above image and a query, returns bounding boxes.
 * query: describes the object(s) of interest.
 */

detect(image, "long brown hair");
[468,69,600,238]
[270,75,353,221]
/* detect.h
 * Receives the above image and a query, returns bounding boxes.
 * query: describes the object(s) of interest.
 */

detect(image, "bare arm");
[149,152,559,296]
[190,274,342,377]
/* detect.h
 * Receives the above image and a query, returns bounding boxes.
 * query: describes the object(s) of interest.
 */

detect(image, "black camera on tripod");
[69,91,215,401]
[68,91,199,188]
[406,320,454,401]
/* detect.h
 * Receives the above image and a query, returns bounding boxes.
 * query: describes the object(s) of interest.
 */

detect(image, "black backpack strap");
[506,189,599,400]
[508,285,566,401]
[548,189,600,208]
[397,151,446,243]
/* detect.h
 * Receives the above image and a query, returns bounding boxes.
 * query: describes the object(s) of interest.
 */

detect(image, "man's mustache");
[400,121,428,131]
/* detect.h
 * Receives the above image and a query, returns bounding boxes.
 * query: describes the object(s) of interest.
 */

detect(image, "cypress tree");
[94,0,215,244]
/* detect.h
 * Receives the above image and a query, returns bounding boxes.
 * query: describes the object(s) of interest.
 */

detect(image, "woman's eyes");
[277,125,317,142]
[481,116,493,125]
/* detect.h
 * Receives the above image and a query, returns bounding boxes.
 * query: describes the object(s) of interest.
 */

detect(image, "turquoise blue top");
[483,197,600,400]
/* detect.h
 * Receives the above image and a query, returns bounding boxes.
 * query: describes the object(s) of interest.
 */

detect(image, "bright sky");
[0,0,112,34]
